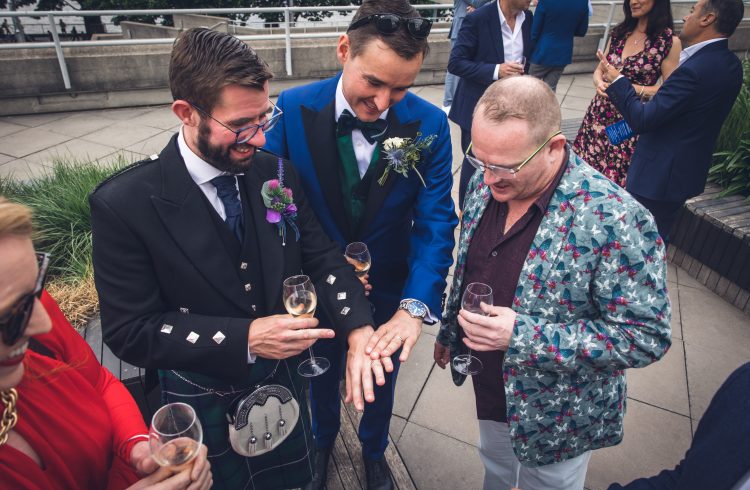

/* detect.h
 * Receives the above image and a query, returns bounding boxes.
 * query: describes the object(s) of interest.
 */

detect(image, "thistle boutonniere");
[378,133,437,187]
[261,158,300,246]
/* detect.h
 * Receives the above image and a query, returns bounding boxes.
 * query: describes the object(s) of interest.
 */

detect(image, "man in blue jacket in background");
[529,0,589,92]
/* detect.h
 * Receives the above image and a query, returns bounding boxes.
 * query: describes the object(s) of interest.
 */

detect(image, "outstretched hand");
[345,326,388,412]
[596,49,622,85]
[365,309,422,363]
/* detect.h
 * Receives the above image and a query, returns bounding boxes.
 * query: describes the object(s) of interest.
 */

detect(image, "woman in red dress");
[573,0,682,187]
[0,197,212,490]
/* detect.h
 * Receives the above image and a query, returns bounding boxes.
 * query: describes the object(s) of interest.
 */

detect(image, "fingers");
[399,337,415,363]
[433,342,449,369]
[374,332,403,359]
[288,327,335,341]
[463,336,492,352]
[286,317,320,330]
[362,360,375,404]
[344,366,353,404]
[190,445,208,481]
[381,355,394,373]
[596,49,606,62]
[371,358,386,387]
[348,361,365,411]
[365,328,383,355]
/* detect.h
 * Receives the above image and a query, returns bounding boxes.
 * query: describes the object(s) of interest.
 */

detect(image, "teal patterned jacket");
[437,151,671,467]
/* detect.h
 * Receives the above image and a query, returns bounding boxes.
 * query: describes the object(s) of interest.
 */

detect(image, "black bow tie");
[336,109,389,144]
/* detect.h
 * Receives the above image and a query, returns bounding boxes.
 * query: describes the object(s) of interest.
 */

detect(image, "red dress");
[573,28,674,187]
[0,292,148,490]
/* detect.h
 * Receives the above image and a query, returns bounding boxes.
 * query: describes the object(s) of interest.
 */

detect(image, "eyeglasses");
[347,14,433,40]
[190,100,283,145]
[1,252,50,347]
[465,131,562,178]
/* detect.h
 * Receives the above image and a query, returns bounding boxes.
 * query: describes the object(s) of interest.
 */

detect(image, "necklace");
[631,29,647,46]
[0,388,19,446]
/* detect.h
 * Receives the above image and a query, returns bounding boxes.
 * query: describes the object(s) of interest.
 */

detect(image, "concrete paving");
[2,75,748,489]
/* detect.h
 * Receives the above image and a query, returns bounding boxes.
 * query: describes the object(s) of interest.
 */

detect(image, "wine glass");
[344,242,371,278]
[149,402,203,468]
[452,282,493,376]
[283,275,330,377]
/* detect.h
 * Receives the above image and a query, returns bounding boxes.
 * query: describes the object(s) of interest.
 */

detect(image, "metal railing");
[1,2,748,91]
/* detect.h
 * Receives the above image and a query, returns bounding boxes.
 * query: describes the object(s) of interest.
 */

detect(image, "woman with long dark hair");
[573,0,681,187]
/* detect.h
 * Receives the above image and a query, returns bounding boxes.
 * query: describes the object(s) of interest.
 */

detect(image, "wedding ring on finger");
[395,335,404,344]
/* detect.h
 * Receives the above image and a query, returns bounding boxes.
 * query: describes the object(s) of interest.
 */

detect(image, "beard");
[196,119,255,174]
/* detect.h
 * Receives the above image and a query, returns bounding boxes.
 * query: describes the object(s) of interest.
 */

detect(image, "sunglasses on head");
[347,13,433,40]
[1,252,50,347]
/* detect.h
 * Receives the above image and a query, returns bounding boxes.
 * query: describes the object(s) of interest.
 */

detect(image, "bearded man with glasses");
[265,0,457,488]
[435,76,672,490]
[89,28,378,490]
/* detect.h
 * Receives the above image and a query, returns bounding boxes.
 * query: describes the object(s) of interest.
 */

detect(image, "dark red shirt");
[462,154,568,422]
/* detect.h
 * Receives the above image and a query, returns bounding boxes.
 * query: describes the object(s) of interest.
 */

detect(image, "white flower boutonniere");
[378,133,437,187]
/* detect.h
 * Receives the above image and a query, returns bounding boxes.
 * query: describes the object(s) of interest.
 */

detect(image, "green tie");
[336,134,381,228]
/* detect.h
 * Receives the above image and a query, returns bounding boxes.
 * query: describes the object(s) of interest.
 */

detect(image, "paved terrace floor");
[1,75,749,489]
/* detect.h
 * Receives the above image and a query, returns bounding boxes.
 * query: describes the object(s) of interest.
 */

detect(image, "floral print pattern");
[438,152,672,467]
[573,28,674,187]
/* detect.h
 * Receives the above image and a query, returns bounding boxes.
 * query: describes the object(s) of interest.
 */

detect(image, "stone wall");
[1,22,748,116]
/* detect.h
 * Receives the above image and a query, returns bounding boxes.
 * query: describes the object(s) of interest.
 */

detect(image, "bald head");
[474,76,561,146]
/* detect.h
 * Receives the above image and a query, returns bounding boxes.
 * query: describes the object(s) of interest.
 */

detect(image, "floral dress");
[573,28,673,187]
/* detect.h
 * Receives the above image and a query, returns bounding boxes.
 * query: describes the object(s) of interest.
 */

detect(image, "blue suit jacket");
[607,40,742,203]
[448,1,533,130]
[264,75,458,323]
[530,0,589,66]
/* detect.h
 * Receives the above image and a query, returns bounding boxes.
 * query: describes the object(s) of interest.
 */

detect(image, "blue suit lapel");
[300,97,353,240]
[356,107,421,238]
[489,1,505,64]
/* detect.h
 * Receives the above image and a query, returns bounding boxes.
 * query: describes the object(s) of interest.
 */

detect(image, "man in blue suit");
[442,0,494,113]
[601,0,744,242]
[529,0,589,92]
[264,1,457,488]
[448,0,533,210]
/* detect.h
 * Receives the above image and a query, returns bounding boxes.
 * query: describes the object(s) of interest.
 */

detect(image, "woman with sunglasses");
[0,197,212,489]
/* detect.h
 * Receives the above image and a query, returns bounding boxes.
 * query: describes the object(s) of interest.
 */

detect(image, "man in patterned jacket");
[435,76,671,490]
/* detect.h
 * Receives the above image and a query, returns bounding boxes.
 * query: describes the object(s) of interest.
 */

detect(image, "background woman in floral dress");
[573,0,681,187]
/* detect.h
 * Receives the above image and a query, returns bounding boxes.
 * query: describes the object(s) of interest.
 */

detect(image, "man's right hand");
[433,341,450,369]
[499,62,524,78]
[248,315,334,359]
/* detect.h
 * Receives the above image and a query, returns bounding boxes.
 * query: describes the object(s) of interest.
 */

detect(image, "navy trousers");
[309,335,402,461]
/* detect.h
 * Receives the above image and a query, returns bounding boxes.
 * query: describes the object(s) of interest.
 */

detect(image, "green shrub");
[0,156,128,326]
[709,59,750,200]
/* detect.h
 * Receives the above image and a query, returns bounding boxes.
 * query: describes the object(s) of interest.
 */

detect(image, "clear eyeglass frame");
[464,130,562,178]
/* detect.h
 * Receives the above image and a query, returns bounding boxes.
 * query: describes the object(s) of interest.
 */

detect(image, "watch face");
[408,301,427,317]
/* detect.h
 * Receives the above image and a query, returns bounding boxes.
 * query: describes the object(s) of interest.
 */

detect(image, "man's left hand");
[345,326,388,412]
[457,303,516,351]
[365,309,422,363]
[130,440,157,476]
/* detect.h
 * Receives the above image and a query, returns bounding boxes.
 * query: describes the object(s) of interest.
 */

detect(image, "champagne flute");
[344,242,371,278]
[149,402,203,468]
[283,274,330,377]
[452,282,493,376]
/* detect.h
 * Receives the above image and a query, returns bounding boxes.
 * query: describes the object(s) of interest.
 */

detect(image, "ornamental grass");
[0,156,128,328]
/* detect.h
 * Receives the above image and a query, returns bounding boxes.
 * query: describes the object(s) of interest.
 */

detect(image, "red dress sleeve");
[35,292,149,463]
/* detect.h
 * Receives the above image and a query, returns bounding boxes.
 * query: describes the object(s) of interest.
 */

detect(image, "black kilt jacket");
[90,134,374,489]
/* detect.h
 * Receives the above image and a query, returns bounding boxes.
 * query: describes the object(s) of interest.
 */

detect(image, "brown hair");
[169,28,274,113]
[0,197,33,240]
[474,76,561,146]
[348,0,429,60]
[703,0,745,36]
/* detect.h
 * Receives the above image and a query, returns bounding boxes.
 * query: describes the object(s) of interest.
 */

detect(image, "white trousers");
[478,420,591,490]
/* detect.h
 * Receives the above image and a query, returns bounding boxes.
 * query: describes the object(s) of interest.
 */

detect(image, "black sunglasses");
[347,14,433,40]
[1,252,50,346]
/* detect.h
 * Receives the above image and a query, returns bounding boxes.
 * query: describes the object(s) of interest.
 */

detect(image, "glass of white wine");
[283,274,330,377]
[344,242,371,278]
[149,402,203,469]
[452,282,493,376]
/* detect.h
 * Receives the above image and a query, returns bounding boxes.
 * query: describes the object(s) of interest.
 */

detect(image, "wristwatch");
[398,299,428,320]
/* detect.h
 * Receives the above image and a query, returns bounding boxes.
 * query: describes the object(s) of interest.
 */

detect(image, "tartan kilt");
[159,357,314,490]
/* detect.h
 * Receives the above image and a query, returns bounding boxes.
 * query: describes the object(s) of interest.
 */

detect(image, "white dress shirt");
[177,128,257,363]
[335,77,389,178]
[493,2,526,80]
[678,37,726,67]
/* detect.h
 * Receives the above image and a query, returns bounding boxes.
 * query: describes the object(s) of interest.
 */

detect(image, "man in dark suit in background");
[442,0,494,114]
[448,0,533,210]
[601,0,744,242]
[529,0,589,92]
[90,28,380,490]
